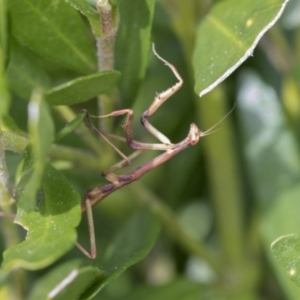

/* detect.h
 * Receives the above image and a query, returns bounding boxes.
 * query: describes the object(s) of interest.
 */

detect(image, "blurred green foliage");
[1,0,300,299]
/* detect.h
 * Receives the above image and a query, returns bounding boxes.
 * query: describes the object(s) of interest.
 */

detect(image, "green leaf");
[0,129,10,206]
[103,209,160,274]
[237,70,300,298]
[28,91,54,169]
[83,209,160,298]
[64,0,102,37]
[0,51,10,116]
[55,112,86,142]
[115,0,156,106]
[8,0,97,73]
[271,234,300,288]
[193,0,289,96]
[13,92,54,212]
[27,259,103,300]
[0,0,7,63]
[7,39,51,100]
[45,71,121,106]
[120,278,205,300]
[1,115,27,137]
[0,0,10,116]
[2,164,81,272]
[237,71,300,204]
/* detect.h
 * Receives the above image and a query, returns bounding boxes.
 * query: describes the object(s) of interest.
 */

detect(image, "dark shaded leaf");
[115,0,156,106]
[8,0,97,73]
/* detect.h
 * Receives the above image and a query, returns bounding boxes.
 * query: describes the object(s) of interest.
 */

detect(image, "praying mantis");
[76,44,234,258]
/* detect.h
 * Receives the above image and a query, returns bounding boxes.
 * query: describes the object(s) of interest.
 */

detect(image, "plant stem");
[96,0,119,131]
[96,0,117,72]
[196,88,246,275]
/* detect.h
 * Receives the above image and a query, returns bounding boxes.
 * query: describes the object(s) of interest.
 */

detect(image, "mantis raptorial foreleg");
[76,44,234,259]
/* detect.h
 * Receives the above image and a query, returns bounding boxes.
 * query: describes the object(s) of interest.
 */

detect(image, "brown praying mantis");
[76,44,234,258]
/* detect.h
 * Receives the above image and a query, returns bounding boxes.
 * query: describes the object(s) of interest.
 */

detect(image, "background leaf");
[14,91,54,211]
[115,0,156,106]
[64,0,102,37]
[237,70,300,298]
[54,112,86,142]
[82,209,160,298]
[8,0,97,73]
[117,278,206,300]
[45,71,121,106]
[7,39,51,100]
[27,259,102,300]
[0,0,9,116]
[193,0,289,96]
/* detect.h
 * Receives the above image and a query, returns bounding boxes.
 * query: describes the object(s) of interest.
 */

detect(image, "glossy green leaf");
[45,71,121,106]
[83,209,160,297]
[64,0,102,37]
[193,0,289,96]
[271,234,300,287]
[237,70,300,298]
[8,0,97,73]
[7,39,51,100]
[27,259,102,300]
[115,0,155,106]
[2,164,81,272]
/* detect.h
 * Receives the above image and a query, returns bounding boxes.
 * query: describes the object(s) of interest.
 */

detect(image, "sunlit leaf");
[45,71,121,106]
[193,0,289,96]
[8,0,97,73]
[2,164,81,272]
